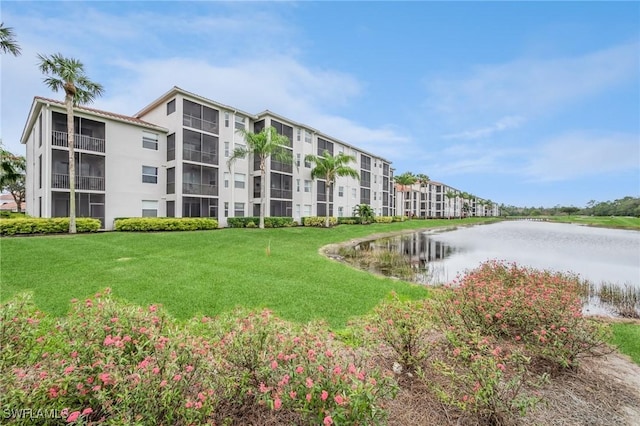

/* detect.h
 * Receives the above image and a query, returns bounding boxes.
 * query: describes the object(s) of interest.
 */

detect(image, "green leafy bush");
[0,218,100,235]
[227,217,295,228]
[303,216,338,227]
[0,211,26,219]
[392,216,406,222]
[337,217,360,225]
[114,217,218,232]
[374,216,393,223]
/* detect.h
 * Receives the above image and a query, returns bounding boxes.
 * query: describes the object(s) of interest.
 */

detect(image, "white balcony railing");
[52,131,105,153]
[52,174,105,191]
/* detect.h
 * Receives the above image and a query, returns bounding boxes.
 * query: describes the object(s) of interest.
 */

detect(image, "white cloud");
[523,132,640,182]
[443,115,525,140]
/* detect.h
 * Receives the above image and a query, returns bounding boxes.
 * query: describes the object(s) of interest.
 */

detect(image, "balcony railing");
[52,174,105,191]
[52,131,105,153]
[270,188,292,199]
[183,147,217,165]
[183,183,218,196]
[183,114,218,134]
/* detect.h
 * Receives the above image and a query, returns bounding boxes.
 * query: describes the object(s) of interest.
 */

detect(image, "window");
[235,142,245,152]
[374,192,377,201]
[296,153,301,167]
[234,115,246,130]
[338,206,344,217]
[167,99,176,115]
[167,167,175,194]
[234,202,245,217]
[295,204,300,217]
[224,112,229,128]
[224,202,229,217]
[304,130,312,144]
[338,186,344,197]
[224,172,230,188]
[38,155,42,188]
[142,200,158,217]
[224,141,230,157]
[303,204,312,216]
[304,180,312,193]
[39,196,42,217]
[142,166,158,183]
[317,137,334,155]
[374,175,377,184]
[38,115,43,147]
[352,188,357,198]
[304,157,311,168]
[167,201,175,217]
[296,179,300,192]
[360,154,371,171]
[234,173,245,189]
[297,128,301,141]
[167,133,175,161]
[143,131,158,150]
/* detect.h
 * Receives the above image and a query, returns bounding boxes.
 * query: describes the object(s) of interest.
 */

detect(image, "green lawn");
[610,322,640,365]
[0,218,494,328]
[545,215,640,230]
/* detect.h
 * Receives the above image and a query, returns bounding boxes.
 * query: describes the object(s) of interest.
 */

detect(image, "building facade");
[21,87,395,229]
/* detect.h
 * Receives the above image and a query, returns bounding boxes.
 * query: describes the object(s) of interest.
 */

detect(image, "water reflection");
[357,221,640,289]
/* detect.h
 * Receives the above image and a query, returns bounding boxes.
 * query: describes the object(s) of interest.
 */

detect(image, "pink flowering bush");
[1,291,397,425]
[438,260,610,369]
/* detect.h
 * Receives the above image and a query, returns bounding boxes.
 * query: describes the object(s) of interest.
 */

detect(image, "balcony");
[183,182,218,196]
[183,114,218,134]
[270,188,292,199]
[52,131,105,153]
[52,174,105,191]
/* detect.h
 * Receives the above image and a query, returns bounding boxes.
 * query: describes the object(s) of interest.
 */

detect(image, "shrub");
[227,217,295,228]
[303,216,338,227]
[0,211,26,219]
[437,260,610,369]
[392,216,406,222]
[0,218,100,235]
[337,216,360,225]
[114,217,218,232]
[374,216,393,223]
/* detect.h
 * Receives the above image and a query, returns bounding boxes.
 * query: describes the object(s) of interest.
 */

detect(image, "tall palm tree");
[394,172,418,217]
[0,23,21,56]
[38,53,104,233]
[229,126,292,229]
[445,190,456,219]
[304,150,359,228]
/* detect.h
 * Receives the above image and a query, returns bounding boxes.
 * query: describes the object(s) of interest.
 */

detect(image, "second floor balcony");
[183,182,218,196]
[52,131,105,153]
[52,174,105,191]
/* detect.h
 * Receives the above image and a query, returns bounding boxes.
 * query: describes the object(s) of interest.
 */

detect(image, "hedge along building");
[21,87,395,230]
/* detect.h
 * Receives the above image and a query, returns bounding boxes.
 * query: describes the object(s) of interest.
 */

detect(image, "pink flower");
[306,377,314,388]
[110,317,119,323]
[295,366,304,374]
[497,363,506,372]
[321,390,328,401]
[92,385,101,392]
[81,407,93,416]
[333,366,342,375]
[259,382,270,393]
[64,366,75,375]
[152,367,160,375]
[274,398,282,410]
[185,365,194,373]
[271,360,278,369]
[325,349,333,357]
[185,401,194,408]
[289,391,297,399]
[334,395,345,405]
[306,393,312,402]
[323,415,334,425]
[348,363,357,374]
[173,374,182,381]
[66,411,80,422]
[149,305,157,312]
[160,380,167,387]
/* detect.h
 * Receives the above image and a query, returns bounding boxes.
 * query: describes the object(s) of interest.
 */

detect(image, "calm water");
[360,221,640,288]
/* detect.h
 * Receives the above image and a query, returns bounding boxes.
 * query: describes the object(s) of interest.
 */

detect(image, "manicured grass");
[545,215,640,230]
[0,218,494,328]
[610,322,640,365]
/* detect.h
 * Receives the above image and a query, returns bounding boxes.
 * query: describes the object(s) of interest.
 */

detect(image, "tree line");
[500,197,640,217]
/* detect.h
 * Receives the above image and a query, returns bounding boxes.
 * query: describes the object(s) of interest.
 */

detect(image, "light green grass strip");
[610,323,640,365]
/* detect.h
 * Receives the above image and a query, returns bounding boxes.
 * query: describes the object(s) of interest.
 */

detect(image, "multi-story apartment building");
[21,87,394,229]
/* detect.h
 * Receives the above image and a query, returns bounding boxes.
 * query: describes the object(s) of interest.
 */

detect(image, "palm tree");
[304,150,359,228]
[353,203,375,224]
[229,126,292,229]
[0,23,21,56]
[394,172,418,217]
[38,53,104,233]
[445,190,456,219]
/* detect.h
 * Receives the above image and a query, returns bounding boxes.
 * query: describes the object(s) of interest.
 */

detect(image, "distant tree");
[0,148,26,212]
[38,53,104,233]
[560,206,580,216]
[445,190,457,219]
[394,172,418,187]
[0,23,21,56]
[305,151,359,228]
[229,126,292,229]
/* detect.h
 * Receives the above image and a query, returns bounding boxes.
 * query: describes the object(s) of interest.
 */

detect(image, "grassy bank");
[610,322,640,364]
[543,215,640,230]
[0,218,493,327]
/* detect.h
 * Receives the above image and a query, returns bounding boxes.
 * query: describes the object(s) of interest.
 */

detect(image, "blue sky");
[2,1,638,208]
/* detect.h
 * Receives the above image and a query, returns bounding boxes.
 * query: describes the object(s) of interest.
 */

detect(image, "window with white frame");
[234,115,246,130]
[224,112,230,128]
[142,132,158,150]
[338,186,344,197]
[224,141,230,157]
[295,204,300,217]
[142,200,158,217]
[296,153,301,167]
[234,202,245,217]
[224,202,229,217]
[303,204,312,216]
[304,180,312,193]
[297,128,301,141]
[304,130,312,144]
[352,188,357,198]
[166,99,176,115]
[224,172,230,188]
[142,166,158,184]
[234,173,245,189]
[296,179,300,192]
[235,142,246,152]
[338,206,344,217]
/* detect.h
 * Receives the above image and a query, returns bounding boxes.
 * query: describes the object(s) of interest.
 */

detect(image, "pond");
[351,221,640,315]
